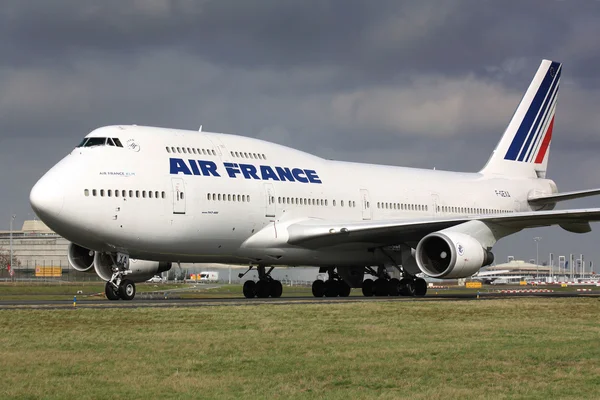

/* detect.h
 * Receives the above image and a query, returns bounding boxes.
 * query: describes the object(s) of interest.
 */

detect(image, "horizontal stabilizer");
[528,188,600,206]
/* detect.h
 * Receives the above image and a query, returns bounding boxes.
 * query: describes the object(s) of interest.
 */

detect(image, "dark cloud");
[1,0,600,264]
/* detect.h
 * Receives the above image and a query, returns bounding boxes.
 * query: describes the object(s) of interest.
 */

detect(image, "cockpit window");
[83,137,107,147]
[76,137,125,148]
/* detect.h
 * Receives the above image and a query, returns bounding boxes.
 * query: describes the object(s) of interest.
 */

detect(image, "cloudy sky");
[1,0,600,268]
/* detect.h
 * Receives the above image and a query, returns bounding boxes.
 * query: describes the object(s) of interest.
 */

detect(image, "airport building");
[0,220,69,270]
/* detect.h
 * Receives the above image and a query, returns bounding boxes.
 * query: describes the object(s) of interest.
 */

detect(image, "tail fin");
[480,59,561,178]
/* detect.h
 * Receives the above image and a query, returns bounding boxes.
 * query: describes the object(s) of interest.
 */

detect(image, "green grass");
[0,298,599,399]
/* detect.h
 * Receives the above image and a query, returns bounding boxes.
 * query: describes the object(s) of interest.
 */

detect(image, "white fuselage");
[30,125,556,267]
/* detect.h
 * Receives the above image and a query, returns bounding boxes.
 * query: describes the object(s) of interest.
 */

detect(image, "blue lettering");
[275,167,295,182]
[305,169,322,184]
[224,162,241,178]
[188,159,201,176]
[198,160,220,177]
[240,164,260,179]
[292,168,308,183]
[170,158,192,175]
[260,165,280,181]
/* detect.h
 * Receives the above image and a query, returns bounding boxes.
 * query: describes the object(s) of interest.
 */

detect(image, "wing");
[286,208,600,248]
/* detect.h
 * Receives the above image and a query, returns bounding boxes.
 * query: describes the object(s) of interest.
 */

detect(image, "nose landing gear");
[104,253,136,301]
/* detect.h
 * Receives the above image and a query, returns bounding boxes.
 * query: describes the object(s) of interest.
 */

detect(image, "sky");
[1,0,600,268]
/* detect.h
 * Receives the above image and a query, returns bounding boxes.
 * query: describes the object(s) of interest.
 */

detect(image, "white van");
[199,271,219,282]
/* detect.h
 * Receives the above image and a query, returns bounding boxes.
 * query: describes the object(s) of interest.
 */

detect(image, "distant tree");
[0,247,21,270]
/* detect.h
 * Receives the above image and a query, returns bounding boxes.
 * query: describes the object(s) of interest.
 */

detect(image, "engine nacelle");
[415,231,494,279]
[93,252,172,282]
[67,243,95,272]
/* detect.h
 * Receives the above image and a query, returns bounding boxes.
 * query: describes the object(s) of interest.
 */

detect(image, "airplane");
[470,270,523,284]
[29,59,600,301]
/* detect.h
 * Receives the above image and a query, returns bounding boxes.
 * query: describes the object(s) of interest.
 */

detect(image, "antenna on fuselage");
[198,125,203,132]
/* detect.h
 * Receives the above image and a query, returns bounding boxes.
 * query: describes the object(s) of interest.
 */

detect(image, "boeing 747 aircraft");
[29,59,600,300]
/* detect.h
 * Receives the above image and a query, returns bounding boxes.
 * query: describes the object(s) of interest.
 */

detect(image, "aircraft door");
[264,183,276,218]
[360,189,371,220]
[431,193,439,216]
[171,178,186,214]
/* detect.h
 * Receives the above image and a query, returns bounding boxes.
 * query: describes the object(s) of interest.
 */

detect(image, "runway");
[1,290,598,309]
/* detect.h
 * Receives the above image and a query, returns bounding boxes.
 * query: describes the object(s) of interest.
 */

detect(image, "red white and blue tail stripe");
[481,60,561,178]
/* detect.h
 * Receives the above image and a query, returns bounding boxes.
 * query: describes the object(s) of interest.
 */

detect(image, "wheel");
[337,280,351,297]
[374,278,389,296]
[243,280,256,298]
[118,279,136,301]
[362,278,374,297]
[388,278,401,296]
[105,282,120,300]
[312,280,326,297]
[255,280,271,298]
[414,278,427,296]
[325,280,340,297]
[270,280,283,298]
[399,278,415,296]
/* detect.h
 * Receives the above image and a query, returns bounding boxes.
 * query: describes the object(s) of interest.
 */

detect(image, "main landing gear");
[362,274,427,297]
[240,265,283,299]
[311,267,351,298]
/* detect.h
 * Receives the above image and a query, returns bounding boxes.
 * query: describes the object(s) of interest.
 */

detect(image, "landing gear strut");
[240,265,283,299]
[312,268,351,298]
[104,253,136,301]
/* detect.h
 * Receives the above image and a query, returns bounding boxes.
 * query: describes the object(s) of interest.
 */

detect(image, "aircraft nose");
[30,173,65,219]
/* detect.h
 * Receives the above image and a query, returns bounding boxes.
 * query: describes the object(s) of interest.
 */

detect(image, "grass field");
[0,298,599,399]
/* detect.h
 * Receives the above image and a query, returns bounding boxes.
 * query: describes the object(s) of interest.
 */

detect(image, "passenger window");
[149,191,153,199]
[231,151,235,157]
[136,190,140,198]
[237,194,241,202]
[92,189,97,196]
[180,193,185,200]
[212,150,216,155]
[182,148,187,154]
[84,189,89,196]
[192,148,197,154]
[100,189,105,197]
[166,147,170,153]
[122,190,126,197]
[142,191,146,198]
[228,194,231,201]
[162,192,166,199]
[207,194,211,200]
[129,190,133,197]
[115,190,119,198]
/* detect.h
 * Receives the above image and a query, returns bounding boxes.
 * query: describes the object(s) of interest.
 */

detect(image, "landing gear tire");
[270,280,283,298]
[105,282,120,301]
[400,278,415,296]
[118,279,136,301]
[362,279,374,297]
[414,278,427,296]
[325,280,339,297]
[243,280,256,298]
[338,280,351,297]
[388,278,401,296]
[312,280,326,297]
[374,278,389,296]
[255,280,271,298]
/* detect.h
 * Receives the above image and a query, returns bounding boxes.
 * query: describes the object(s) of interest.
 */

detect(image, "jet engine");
[415,231,494,279]
[93,252,172,282]
[67,243,95,272]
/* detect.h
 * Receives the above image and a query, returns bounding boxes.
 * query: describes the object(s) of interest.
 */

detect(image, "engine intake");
[67,243,95,272]
[415,231,494,279]
[93,252,172,282]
